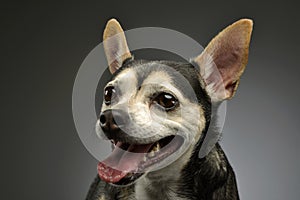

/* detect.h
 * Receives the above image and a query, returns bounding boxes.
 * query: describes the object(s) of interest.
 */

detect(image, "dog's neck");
[134,143,229,200]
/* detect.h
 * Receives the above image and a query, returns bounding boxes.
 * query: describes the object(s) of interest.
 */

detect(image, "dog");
[86,18,253,200]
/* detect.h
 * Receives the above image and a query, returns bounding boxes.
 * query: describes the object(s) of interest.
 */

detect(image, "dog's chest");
[133,177,188,200]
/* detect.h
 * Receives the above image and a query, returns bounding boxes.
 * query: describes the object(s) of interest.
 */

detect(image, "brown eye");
[104,86,116,105]
[153,92,178,111]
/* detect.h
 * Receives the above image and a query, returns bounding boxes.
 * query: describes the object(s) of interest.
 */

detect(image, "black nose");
[99,109,128,135]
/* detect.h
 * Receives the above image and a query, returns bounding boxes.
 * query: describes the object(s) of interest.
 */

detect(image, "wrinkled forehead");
[109,62,199,102]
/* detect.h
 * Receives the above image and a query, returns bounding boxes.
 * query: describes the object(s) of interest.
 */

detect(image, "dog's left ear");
[194,19,253,101]
[103,18,132,74]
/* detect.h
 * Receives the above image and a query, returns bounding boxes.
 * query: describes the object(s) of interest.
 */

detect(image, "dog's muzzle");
[99,109,129,139]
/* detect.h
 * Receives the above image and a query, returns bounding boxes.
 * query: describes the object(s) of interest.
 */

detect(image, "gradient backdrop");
[2,1,300,199]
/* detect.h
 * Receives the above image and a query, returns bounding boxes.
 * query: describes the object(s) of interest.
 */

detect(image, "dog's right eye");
[152,92,178,111]
[104,86,116,105]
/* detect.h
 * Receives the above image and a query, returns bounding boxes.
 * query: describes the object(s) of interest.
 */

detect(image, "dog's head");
[96,19,253,185]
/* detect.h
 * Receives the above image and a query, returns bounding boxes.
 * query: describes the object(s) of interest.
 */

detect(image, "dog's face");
[96,60,209,185]
[95,19,253,186]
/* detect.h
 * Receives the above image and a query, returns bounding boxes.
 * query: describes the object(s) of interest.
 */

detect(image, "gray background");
[1,0,299,199]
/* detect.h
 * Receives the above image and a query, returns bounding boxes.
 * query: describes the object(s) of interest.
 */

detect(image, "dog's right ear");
[103,19,132,74]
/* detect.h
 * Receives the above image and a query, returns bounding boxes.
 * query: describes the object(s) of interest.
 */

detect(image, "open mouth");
[97,135,183,185]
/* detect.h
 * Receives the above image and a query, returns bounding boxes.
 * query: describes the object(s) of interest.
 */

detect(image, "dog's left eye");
[153,92,178,111]
[104,86,116,105]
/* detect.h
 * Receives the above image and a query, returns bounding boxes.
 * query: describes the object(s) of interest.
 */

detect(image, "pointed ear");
[103,18,132,74]
[194,19,253,101]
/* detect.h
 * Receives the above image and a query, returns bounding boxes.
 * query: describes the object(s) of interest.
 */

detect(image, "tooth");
[143,156,147,162]
[152,143,160,153]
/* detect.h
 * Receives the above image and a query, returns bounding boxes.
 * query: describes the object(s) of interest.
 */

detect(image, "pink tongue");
[97,142,153,183]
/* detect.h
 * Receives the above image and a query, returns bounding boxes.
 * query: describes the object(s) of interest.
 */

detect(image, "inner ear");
[103,18,132,74]
[194,19,253,101]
